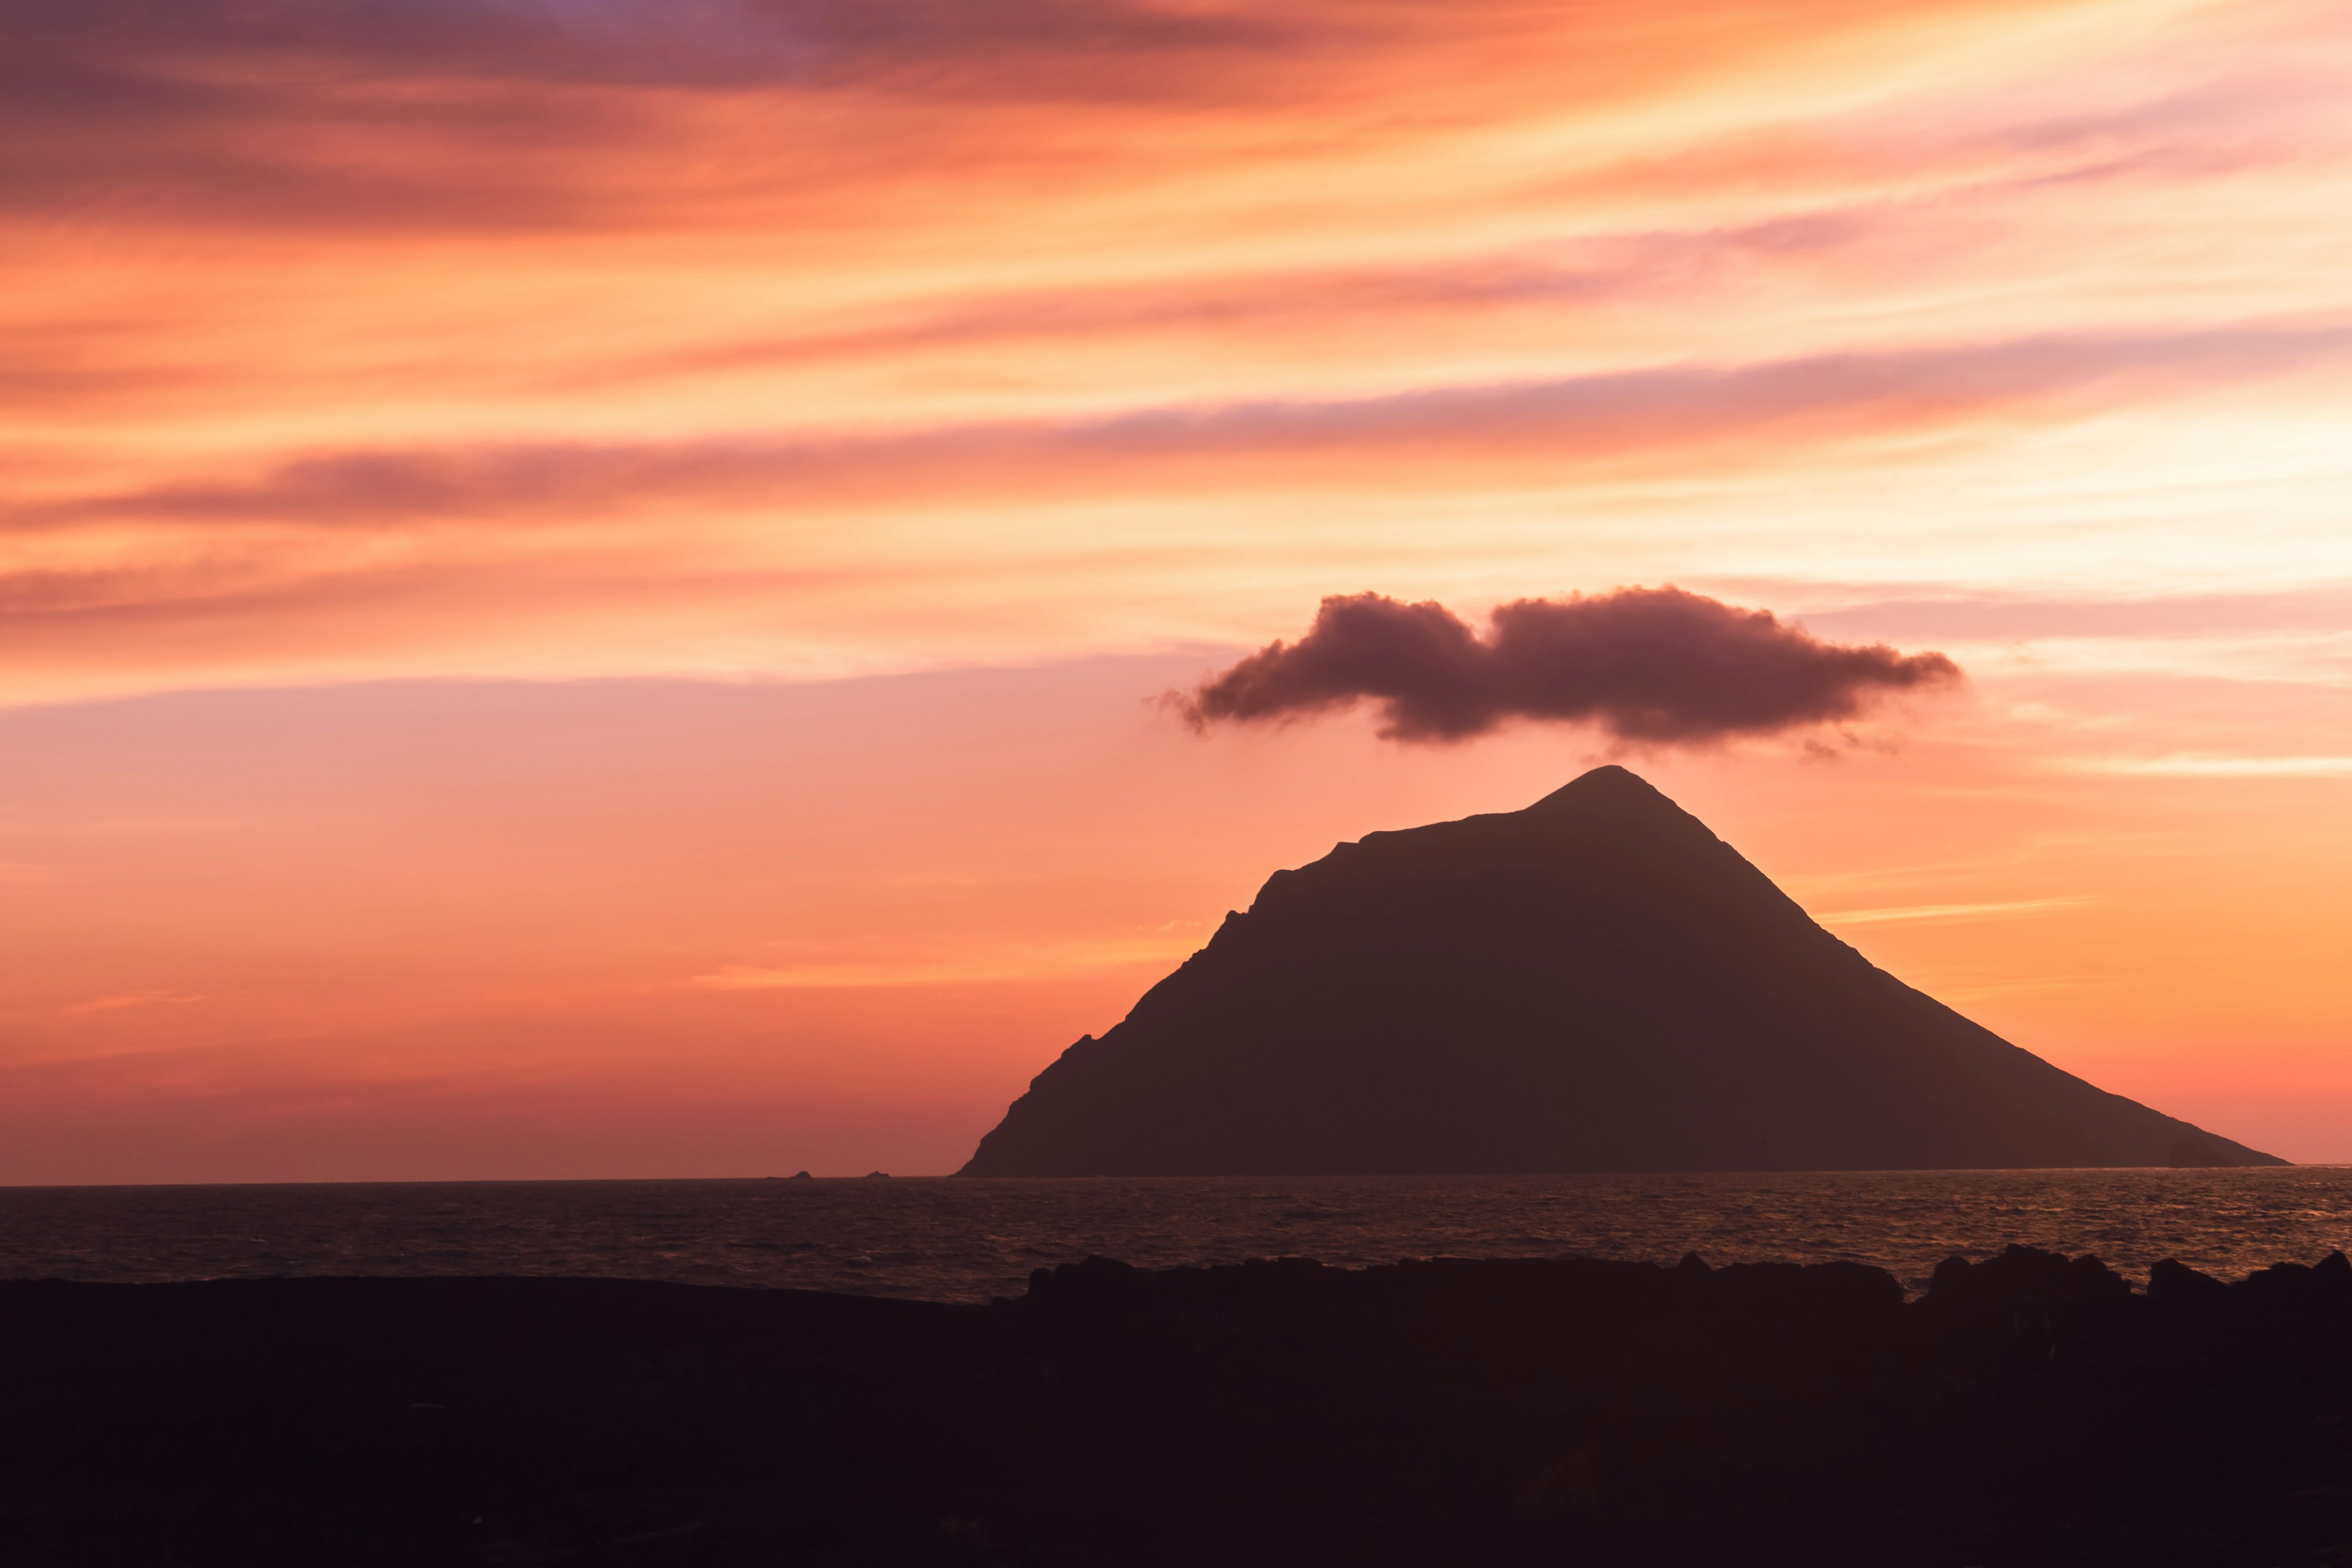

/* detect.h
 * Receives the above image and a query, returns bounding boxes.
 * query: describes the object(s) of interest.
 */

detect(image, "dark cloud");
[0,0,1283,90]
[1178,589,1961,744]
[0,0,1301,227]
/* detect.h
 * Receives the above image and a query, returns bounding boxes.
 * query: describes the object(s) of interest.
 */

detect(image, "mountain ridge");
[961,767,2281,1175]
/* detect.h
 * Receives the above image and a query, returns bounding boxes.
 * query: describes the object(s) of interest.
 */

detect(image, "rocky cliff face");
[962,767,2280,1175]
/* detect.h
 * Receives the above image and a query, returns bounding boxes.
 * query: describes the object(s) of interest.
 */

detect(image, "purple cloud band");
[17,323,2347,536]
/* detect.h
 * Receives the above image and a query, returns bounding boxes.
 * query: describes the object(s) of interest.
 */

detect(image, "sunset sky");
[4,0,2351,1181]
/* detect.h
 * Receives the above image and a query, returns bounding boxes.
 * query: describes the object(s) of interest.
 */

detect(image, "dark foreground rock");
[6,1247,2352,1565]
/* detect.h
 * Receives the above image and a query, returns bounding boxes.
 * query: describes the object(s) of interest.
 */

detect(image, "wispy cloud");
[21,322,2351,537]
[2067,755,2352,777]
[1815,897,2090,925]
[690,935,1199,989]
[1798,584,2352,643]
[59,990,206,1016]
[0,0,1925,232]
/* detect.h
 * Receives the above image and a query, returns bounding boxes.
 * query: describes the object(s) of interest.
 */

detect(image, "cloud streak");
[0,0,2154,235]
[21,322,2349,537]
[0,0,1294,92]
[1817,898,2088,925]
[1177,588,1962,744]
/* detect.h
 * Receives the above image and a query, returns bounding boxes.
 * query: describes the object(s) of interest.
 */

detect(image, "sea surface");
[2,1169,2346,1303]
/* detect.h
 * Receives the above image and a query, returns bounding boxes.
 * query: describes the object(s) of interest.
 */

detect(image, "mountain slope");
[960,767,2282,1175]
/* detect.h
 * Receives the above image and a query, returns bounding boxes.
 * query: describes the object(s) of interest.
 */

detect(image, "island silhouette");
[963,766,2280,1175]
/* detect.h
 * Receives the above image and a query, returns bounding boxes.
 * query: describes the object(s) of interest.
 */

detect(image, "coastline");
[7,1245,2351,1564]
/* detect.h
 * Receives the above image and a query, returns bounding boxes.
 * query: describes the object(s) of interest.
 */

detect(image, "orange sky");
[4,0,2350,1179]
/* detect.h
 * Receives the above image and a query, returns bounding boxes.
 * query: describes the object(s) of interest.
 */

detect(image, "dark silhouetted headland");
[10,1246,2352,1564]
[963,767,2278,1174]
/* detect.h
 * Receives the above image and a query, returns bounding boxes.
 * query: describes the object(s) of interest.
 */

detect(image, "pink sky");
[3,0,2351,1178]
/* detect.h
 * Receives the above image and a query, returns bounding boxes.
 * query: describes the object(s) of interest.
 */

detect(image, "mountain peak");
[1523,764,1669,815]
[959,780,2282,1176]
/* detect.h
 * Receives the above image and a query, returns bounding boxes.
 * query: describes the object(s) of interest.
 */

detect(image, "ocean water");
[1,1169,2346,1304]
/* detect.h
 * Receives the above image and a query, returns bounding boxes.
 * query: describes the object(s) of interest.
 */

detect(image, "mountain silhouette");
[962,767,2282,1175]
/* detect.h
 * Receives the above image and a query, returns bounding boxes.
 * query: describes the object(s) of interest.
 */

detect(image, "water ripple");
[0,1169,2345,1302]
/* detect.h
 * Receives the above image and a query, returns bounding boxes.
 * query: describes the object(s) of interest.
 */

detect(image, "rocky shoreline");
[6,1245,2350,1564]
